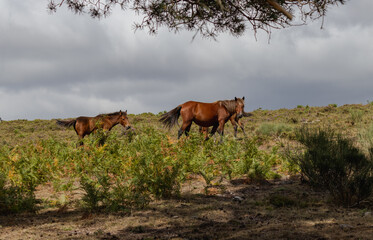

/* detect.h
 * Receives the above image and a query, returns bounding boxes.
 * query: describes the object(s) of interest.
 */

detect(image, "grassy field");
[1,103,373,239]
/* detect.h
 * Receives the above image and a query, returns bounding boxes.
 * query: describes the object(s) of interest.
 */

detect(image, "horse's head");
[119,110,131,130]
[234,97,245,118]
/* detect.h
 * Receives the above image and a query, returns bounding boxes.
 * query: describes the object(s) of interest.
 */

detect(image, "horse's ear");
[124,110,127,114]
[242,96,245,100]
[119,110,122,114]
[235,97,238,101]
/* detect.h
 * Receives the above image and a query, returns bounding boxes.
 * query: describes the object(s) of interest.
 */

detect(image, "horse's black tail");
[159,106,182,129]
[56,119,76,128]
[243,111,253,117]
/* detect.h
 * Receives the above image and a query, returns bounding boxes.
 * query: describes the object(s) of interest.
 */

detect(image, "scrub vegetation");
[1,103,373,239]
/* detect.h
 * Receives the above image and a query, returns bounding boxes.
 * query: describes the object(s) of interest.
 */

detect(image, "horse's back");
[181,101,219,109]
[181,101,220,114]
[179,101,222,126]
[75,116,96,132]
[76,116,92,124]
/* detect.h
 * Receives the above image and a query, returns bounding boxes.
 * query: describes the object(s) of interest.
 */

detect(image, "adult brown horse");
[56,110,131,142]
[160,97,245,141]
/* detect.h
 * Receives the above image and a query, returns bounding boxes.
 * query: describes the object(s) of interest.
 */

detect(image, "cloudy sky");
[0,1,372,120]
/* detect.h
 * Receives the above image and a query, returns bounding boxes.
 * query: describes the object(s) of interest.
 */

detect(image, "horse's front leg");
[217,120,226,143]
[230,117,238,138]
[238,119,247,137]
[233,125,238,138]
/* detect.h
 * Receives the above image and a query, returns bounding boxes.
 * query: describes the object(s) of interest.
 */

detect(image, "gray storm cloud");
[0,0,372,120]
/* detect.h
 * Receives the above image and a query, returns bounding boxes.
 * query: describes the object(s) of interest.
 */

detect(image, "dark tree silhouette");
[48,0,346,38]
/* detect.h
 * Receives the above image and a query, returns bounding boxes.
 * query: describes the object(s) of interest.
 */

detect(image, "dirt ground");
[1,177,373,240]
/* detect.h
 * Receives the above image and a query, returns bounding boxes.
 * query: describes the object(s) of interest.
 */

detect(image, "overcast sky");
[0,1,372,120]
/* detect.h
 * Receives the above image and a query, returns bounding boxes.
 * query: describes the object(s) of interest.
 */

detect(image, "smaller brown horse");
[160,97,245,141]
[56,110,131,142]
[200,109,253,138]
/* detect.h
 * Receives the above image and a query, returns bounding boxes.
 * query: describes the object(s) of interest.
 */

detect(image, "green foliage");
[126,127,185,199]
[0,120,286,213]
[235,139,279,182]
[359,123,373,156]
[328,104,338,108]
[87,128,108,146]
[349,109,364,124]
[296,105,310,114]
[288,127,373,206]
[0,143,55,213]
[257,123,293,137]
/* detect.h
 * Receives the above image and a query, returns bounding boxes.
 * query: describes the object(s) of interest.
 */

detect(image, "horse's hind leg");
[206,124,219,141]
[177,128,183,139]
[178,121,192,139]
[73,123,85,146]
[184,124,192,136]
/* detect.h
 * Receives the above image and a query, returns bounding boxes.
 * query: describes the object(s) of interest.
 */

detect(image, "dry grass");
[1,103,373,146]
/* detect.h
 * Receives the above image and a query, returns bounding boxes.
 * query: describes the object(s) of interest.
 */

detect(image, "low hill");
[1,103,373,239]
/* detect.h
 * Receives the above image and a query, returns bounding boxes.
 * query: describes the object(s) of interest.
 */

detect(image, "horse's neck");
[95,115,118,129]
[220,100,236,115]
[106,115,120,127]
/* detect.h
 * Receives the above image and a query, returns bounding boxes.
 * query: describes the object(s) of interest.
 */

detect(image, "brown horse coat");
[56,110,131,140]
[200,101,253,138]
[160,97,245,141]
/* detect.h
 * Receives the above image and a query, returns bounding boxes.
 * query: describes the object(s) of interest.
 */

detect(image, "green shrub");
[288,127,373,206]
[80,176,109,210]
[349,109,364,124]
[0,184,39,214]
[328,104,338,108]
[204,136,241,181]
[73,132,148,210]
[234,138,279,182]
[0,145,46,213]
[359,123,373,157]
[126,127,185,199]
